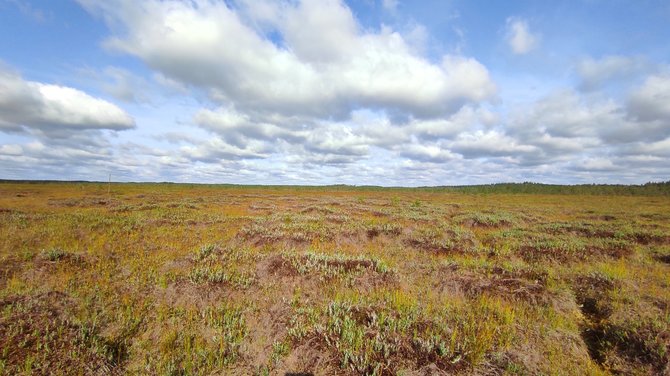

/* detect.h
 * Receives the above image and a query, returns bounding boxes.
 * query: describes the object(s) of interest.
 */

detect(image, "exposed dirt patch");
[156,279,242,310]
[581,321,670,374]
[398,363,451,376]
[35,251,92,268]
[655,254,670,264]
[365,224,402,239]
[159,257,193,275]
[0,207,22,214]
[568,273,664,372]
[460,276,545,303]
[239,224,332,247]
[436,266,550,304]
[240,300,296,371]
[475,350,538,376]
[404,230,477,254]
[0,291,123,375]
[299,205,336,215]
[455,212,519,229]
[542,222,617,238]
[627,230,670,245]
[256,254,300,279]
[17,252,93,285]
[0,257,21,289]
[573,273,617,321]
[460,218,507,229]
[518,239,633,263]
[275,339,337,375]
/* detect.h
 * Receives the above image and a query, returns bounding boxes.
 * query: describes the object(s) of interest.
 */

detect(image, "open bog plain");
[1,182,669,375]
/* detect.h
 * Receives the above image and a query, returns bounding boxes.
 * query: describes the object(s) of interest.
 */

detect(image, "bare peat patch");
[0,292,125,375]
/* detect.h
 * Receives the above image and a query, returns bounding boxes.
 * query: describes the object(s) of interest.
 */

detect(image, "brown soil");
[436,266,550,304]
[256,254,300,279]
[656,254,670,264]
[275,339,337,375]
[0,257,20,289]
[156,278,250,311]
[0,291,123,375]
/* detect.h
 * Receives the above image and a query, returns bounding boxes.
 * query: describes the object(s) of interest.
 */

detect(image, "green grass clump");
[288,296,516,375]
[284,251,393,278]
[40,247,68,261]
[193,243,219,261]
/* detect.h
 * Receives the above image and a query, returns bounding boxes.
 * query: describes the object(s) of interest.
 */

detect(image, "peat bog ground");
[0,182,669,375]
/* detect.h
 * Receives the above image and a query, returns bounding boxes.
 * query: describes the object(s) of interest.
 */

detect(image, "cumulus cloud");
[505,17,539,55]
[78,0,495,119]
[626,137,670,157]
[191,102,502,167]
[627,73,670,122]
[512,90,620,139]
[451,130,537,158]
[185,69,670,173]
[572,157,620,172]
[0,63,138,181]
[0,65,134,133]
[400,144,457,163]
[180,137,270,162]
[509,88,670,144]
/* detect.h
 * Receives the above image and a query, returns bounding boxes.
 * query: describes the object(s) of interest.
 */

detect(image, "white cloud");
[627,73,670,122]
[0,65,134,132]
[407,105,495,140]
[450,130,537,158]
[512,90,621,139]
[505,17,539,55]
[400,144,457,163]
[509,89,670,144]
[627,137,670,157]
[78,0,496,119]
[573,157,619,171]
[180,137,269,162]
[0,144,23,156]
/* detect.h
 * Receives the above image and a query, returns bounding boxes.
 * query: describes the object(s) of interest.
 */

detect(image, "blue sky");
[1,0,669,185]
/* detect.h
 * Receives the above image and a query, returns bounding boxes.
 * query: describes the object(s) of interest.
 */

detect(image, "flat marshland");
[1,183,669,375]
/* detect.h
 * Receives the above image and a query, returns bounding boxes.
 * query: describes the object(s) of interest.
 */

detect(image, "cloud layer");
[1,1,669,185]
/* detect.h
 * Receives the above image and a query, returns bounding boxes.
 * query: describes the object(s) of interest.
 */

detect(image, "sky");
[1,0,669,186]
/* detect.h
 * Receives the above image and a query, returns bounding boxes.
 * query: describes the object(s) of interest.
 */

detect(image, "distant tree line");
[1,179,669,195]
[426,181,670,196]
